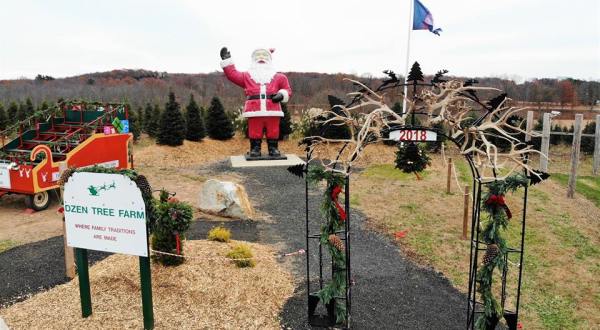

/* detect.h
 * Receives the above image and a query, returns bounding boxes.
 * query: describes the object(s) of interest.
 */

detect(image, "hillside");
[1,69,599,114]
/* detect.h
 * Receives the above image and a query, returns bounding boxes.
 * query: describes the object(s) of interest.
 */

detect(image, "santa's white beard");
[248,62,276,84]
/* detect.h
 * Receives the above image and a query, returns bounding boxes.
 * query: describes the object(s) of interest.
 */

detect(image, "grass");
[0,239,18,253]
[226,244,255,268]
[550,173,600,207]
[353,155,600,329]
[207,226,232,243]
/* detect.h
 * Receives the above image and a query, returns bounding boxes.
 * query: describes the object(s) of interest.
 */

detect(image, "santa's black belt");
[246,94,277,100]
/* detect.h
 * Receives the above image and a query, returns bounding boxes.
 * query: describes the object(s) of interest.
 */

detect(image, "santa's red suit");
[220,51,292,140]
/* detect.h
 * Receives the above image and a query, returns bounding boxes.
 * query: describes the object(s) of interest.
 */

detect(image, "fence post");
[525,111,534,143]
[462,185,469,240]
[446,158,453,194]
[593,115,600,176]
[567,114,583,198]
[540,113,551,172]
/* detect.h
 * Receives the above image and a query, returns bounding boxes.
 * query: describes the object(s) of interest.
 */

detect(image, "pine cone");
[135,175,153,198]
[328,234,345,252]
[58,168,76,186]
[483,244,499,266]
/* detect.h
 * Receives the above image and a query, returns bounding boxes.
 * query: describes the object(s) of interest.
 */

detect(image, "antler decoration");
[302,63,546,182]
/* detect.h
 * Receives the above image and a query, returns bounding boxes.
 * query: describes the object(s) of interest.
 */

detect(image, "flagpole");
[402,0,414,116]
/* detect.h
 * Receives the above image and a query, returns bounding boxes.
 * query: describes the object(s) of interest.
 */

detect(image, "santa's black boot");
[249,139,262,158]
[267,139,281,157]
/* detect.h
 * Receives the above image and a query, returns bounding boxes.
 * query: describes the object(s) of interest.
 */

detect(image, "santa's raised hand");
[220,47,231,60]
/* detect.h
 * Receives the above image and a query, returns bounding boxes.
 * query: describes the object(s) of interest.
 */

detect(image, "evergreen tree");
[127,104,142,141]
[206,96,234,140]
[550,124,561,145]
[157,92,186,146]
[581,121,596,155]
[143,103,153,135]
[0,103,8,132]
[17,101,27,121]
[23,98,34,118]
[407,61,424,83]
[184,94,206,141]
[278,103,292,140]
[563,125,574,145]
[37,100,49,112]
[7,101,18,120]
[137,105,144,130]
[144,103,160,138]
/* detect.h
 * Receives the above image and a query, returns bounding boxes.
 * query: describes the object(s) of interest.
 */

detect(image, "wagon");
[0,101,132,210]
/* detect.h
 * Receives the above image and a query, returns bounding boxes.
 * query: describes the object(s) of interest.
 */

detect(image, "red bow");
[331,185,347,222]
[485,194,512,219]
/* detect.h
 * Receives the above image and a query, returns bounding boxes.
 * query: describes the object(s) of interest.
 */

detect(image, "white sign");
[64,172,148,257]
[389,129,438,142]
[0,163,11,189]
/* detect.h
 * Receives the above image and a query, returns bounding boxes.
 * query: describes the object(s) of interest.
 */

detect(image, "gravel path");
[213,161,468,329]
[0,236,109,307]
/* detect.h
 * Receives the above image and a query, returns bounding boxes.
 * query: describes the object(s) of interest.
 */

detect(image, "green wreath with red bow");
[476,174,528,330]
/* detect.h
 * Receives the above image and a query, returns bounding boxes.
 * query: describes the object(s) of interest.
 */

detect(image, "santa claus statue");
[220,46,292,158]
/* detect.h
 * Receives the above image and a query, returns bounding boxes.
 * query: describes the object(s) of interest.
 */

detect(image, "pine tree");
[38,100,49,112]
[278,103,292,140]
[157,92,186,146]
[0,103,8,131]
[206,96,234,140]
[581,121,596,155]
[185,94,206,141]
[144,103,160,138]
[143,103,153,135]
[7,101,18,120]
[127,105,142,141]
[23,98,34,118]
[137,105,144,130]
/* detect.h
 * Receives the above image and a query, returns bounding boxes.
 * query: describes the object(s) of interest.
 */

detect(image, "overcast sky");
[1,0,599,81]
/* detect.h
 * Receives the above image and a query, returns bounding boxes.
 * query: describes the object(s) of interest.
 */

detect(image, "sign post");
[64,172,154,329]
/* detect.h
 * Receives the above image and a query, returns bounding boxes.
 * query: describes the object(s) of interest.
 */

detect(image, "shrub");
[226,243,255,268]
[207,226,231,242]
[157,91,187,146]
[151,190,194,266]
[206,96,234,140]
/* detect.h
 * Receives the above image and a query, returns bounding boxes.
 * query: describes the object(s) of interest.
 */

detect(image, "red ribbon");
[331,185,347,222]
[485,194,512,219]
[175,233,181,255]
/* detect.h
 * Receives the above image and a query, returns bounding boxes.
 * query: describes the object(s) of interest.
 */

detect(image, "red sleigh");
[0,101,132,210]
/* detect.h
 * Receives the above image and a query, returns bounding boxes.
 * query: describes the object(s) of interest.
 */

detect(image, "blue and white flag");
[413,0,442,35]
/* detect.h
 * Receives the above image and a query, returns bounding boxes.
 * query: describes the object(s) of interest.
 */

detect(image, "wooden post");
[63,220,75,278]
[593,115,600,176]
[462,186,469,240]
[540,113,551,172]
[567,114,583,198]
[525,111,534,142]
[446,158,453,194]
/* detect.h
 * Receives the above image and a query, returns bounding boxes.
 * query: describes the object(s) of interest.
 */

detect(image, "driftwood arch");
[290,62,546,329]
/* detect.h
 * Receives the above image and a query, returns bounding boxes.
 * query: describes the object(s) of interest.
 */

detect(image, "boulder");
[198,179,255,220]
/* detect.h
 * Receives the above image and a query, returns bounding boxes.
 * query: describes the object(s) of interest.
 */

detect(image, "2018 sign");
[389,129,437,142]
[64,172,148,257]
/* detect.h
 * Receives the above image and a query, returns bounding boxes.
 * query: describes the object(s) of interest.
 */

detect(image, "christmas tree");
[279,103,292,140]
[127,104,142,141]
[7,101,18,120]
[136,105,144,130]
[144,103,160,138]
[157,92,186,146]
[37,100,49,111]
[185,94,206,141]
[0,103,8,131]
[206,96,234,140]
[17,98,34,121]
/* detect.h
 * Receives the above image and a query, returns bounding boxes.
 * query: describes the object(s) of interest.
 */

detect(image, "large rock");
[198,179,255,220]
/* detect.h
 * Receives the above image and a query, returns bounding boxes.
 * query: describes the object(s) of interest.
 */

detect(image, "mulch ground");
[1,158,470,329]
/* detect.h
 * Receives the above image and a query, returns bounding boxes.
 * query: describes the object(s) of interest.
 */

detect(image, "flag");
[413,0,442,35]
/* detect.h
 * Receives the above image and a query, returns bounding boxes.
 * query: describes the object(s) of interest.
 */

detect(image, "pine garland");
[475,173,528,330]
[307,167,348,324]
